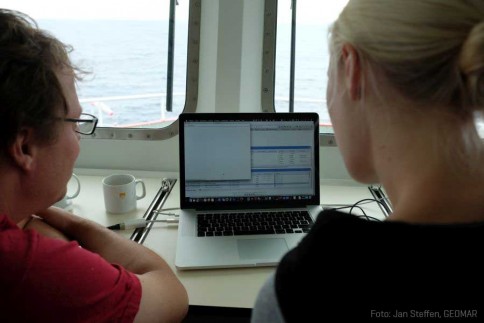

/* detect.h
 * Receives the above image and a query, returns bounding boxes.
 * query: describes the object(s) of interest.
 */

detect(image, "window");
[3,0,190,136]
[274,0,348,133]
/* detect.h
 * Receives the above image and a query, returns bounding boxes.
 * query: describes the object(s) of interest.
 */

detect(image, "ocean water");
[275,23,330,123]
[38,20,331,127]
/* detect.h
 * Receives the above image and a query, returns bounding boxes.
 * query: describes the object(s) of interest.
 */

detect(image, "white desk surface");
[71,168,386,309]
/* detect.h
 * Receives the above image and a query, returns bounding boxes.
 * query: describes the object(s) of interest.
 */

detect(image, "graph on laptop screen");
[182,117,317,204]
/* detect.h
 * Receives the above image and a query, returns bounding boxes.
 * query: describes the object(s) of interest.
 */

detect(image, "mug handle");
[135,179,146,200]
[66,173,81,199]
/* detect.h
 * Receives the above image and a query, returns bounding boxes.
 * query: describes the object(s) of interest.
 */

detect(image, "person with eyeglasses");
[0,9,188,322]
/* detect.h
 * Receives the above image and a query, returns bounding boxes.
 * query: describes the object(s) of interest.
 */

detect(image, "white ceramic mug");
[54,173,81,209]
[102,174,146,214]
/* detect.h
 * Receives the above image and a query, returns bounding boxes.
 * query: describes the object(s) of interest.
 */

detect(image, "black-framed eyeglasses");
[64,113,98,135]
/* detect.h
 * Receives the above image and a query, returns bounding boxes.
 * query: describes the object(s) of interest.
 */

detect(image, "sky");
[2,0,348,23]
[278,0,348,24]
[2,0,181,20]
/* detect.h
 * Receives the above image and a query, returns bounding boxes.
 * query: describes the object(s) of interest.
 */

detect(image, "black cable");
[349,205,371,221]
[323,197,388,221]
[351,198,388,211]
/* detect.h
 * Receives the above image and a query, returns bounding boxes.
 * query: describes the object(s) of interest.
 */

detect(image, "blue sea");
[38,20,331,127]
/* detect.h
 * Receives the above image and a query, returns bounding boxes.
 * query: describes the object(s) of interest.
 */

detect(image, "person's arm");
[36,206,188,323]
[20,215,71,241]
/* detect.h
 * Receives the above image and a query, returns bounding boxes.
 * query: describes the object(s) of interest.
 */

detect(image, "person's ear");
[341,43,362,101]
[9,127,37,172]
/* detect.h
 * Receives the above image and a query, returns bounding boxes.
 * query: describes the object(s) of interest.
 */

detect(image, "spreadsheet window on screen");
[183,120,316,198]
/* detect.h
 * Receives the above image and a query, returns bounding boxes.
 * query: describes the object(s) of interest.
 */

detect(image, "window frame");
[262,0,336,146]
[83,0,336,146]
[82,0,200,141]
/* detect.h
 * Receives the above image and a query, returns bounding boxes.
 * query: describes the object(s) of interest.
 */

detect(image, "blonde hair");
[330,0,484,115]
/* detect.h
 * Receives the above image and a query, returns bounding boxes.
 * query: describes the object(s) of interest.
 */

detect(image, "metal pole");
[165,0,177,112]
[289,0,297,113]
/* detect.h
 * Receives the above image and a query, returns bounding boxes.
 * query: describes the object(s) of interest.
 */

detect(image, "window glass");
[3,0,189,129]
[275,0,348,132]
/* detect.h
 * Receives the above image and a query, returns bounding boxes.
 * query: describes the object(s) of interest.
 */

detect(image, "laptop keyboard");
[197,210,313,237]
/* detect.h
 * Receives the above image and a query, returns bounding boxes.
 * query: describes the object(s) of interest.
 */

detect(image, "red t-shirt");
[0,214,142,322]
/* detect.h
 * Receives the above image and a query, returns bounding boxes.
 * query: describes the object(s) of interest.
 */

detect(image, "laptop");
[175,112,322,270]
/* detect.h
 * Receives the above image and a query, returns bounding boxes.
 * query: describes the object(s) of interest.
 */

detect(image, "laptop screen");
[179,113,320,210]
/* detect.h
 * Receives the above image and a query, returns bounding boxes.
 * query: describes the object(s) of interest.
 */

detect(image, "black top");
[275,210,484,322]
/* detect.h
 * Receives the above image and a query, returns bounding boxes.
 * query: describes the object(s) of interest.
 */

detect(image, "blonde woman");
[252,0,484,321]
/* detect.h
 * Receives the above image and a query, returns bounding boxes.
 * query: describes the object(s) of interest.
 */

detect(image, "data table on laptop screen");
[183,120,316,201]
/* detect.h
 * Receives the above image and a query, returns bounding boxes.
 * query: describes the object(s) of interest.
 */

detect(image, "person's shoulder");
[316,208,368,224]
[309,208,382,236]
[0,214,18,230]
[0,215,37,256]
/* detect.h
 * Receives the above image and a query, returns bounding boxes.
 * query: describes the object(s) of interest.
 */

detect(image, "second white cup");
[102,174,146,214]
[54,173,81,210]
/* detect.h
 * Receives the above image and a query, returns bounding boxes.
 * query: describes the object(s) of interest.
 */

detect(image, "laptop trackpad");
[237,238,288,260]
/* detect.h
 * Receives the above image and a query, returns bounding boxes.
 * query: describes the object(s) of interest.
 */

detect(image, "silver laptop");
[175,113,322,270]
